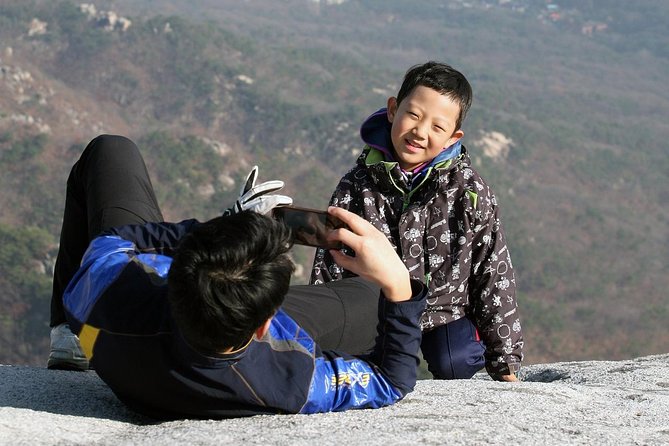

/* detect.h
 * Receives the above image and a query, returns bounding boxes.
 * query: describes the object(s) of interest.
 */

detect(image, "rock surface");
[1,354,668,445]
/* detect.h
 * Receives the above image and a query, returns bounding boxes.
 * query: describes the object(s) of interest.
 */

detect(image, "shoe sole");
[47,360,90,371]
[47,352,90,371]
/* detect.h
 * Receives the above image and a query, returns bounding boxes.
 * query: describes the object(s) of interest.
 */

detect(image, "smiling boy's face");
[387,85,464,171]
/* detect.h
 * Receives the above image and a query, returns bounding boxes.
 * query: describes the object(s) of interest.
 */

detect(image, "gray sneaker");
[47,323,89,371]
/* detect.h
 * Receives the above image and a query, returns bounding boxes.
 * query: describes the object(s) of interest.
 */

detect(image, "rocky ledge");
[1,354,668,445]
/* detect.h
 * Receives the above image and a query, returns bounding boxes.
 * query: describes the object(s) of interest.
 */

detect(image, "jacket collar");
[360,144,470,192]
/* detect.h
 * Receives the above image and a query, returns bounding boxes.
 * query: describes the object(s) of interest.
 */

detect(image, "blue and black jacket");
[63,219,427,419]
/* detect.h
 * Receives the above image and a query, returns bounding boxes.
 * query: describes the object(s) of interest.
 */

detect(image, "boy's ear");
[447,129,465,147]
[254,317,273,341]
[387,97,398,122]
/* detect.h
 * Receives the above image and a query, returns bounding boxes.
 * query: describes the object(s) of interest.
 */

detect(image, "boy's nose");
[412,122,428,139]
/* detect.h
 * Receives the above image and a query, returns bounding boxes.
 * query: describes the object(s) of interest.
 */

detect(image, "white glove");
[223,166,293,216]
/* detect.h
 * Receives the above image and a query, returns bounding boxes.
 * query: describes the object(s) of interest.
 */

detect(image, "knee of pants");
[422,318,486,380]
[85,134,142,165]
[426,346,485,380]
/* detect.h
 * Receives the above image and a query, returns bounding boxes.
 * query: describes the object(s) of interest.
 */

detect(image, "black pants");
[50,135,378,354]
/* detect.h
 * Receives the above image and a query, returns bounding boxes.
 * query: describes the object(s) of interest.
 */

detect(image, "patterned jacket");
[311,111,523,376]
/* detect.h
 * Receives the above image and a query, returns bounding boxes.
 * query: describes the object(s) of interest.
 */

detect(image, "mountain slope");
[0,0,667,366]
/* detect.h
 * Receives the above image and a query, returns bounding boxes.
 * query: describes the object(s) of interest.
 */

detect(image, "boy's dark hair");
[396,61,473,131]
[168,211,294,354]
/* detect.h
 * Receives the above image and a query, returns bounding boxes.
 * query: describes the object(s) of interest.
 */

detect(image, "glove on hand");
[223,166,293,216]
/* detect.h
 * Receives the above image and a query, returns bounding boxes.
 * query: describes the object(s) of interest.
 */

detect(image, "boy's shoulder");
[439,150,493,187]
[433,158,500,211]
[339,161,367,182]
[337,150,374,182]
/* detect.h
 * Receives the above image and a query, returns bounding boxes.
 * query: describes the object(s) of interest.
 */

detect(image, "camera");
[272,206,347,249]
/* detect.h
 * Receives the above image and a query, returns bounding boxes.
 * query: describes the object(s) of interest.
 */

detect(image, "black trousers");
[50,135,378,354]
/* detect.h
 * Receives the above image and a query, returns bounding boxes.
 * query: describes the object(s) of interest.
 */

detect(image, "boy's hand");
[499,374,519,382]
[488,363,521,382]
[326,206,411,302]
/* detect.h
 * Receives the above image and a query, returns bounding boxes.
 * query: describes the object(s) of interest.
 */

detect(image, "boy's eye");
[434,125,445,132]
[408,112,419,118]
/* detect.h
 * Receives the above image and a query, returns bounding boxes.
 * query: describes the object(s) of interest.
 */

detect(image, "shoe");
[47,323,89,371]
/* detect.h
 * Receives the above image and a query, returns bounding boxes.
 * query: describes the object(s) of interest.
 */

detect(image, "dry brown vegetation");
[1,0,667,366]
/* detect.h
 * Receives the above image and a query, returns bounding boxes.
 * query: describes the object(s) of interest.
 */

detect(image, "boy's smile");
[387,85,464,171]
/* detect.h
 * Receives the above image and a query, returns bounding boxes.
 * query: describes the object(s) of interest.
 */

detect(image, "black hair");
[395,61,473,131]
[168,211,294,354]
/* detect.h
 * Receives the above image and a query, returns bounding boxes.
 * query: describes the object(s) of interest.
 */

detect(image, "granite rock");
[1,354,668,445]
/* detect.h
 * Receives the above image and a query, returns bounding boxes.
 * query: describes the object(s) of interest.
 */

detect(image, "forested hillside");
[1,0,667,367]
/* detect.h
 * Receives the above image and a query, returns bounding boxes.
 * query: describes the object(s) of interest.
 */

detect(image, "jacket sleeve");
[63,230,176,331]
[468,190,523,378]
[102,219,200,256]
[65,220,199,322]
[310,174,361,285]
[300,280,427,413]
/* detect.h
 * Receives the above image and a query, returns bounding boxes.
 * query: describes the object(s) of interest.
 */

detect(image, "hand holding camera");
[324,207,411,302]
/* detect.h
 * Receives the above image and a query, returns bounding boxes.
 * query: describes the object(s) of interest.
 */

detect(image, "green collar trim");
[365,146,457,171]
[363,147,462,209]
[364,146,396,171]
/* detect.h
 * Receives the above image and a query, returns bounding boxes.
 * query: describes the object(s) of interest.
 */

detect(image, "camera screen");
[273,207,345,249]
